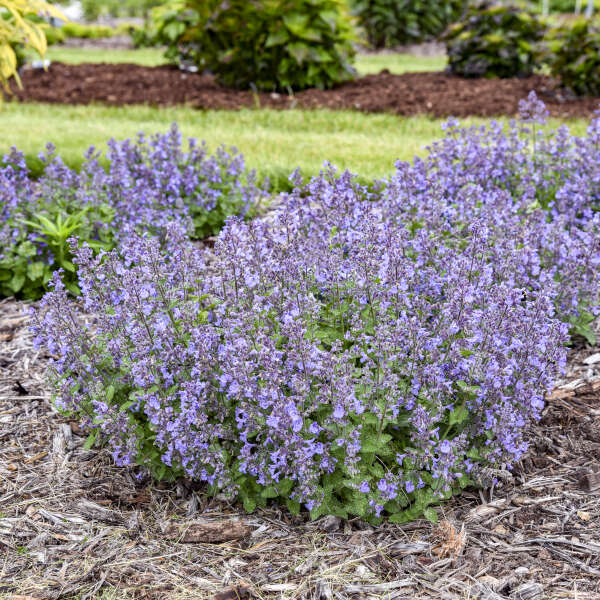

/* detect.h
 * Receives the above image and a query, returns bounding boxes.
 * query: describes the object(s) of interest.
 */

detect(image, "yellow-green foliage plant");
[0,0,65,105]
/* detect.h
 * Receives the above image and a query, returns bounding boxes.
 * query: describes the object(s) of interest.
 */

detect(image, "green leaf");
[282,13,309,37]
[106,385,115,402]
[286,497,301,515]
[9,272,25,293]
[277,478,294,496]
[26,261,44,281]
[287,42,310,65]
[448,403,469,427]
[423,507,439,523]
[260,485,279,499]
[83,430,97,450]
[242,496,257,513]
[265,28,288,48]
[361,432,393,453]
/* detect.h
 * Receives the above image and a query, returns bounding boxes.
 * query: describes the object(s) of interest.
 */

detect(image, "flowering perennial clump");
[32,95,600,522]
[0,124,259,299]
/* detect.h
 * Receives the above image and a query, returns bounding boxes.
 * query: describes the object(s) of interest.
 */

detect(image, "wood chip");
[582,353,600,365]
[471,583,505,600]
[214,584,252,600]
[466,499,508,522]
[76,499,124,525]
[24,450,48,464]
[510,582,544,600]
[343,580,412,593]
[578,471,600,492]
[163,519,251,543]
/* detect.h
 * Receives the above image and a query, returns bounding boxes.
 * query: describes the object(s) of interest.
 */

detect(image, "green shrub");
[155,0,356,91]
[44,26,66,45]
[350,0,466,48]
[445,3,546,78]
[45,22,140,44]
[542,0,600,12]
[61,22,116,39]
[80,0,163,21]
[546,19,600,95]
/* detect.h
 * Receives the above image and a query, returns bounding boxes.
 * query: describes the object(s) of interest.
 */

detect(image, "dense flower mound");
[383,92,600,341]
[32,95,600,522]
[0,124,259,299]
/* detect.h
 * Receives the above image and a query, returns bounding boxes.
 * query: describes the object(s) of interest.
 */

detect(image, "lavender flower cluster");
[0,124,259,298]
[33,95,600,522]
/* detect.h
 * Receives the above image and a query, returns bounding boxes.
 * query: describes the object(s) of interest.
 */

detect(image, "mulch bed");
[10,62,600,118]
[1,295,599,600]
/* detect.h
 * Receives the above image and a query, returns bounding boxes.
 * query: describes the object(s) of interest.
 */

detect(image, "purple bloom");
[29,97,600,521]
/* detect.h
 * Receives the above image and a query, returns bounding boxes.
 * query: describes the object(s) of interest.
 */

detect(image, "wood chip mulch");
[1,297,599,600]
[10,63,600,119]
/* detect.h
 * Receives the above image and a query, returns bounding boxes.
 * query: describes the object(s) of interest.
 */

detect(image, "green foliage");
[0,1,65,104]
[568,308,597,345]
[43,25,65,45]
[44,21,145,46]
[153,0,357,91]
[0,201,114,299]
[445,3,546,78]
[546,19,600,95]
[79,0,164,21]
[350,0,466,48]
[63,22,116,39]
[539,0,600,12]
[44,22,119,45]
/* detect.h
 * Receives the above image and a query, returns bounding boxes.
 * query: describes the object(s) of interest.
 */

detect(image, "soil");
[1,295,599,600]
[11,62,600,118]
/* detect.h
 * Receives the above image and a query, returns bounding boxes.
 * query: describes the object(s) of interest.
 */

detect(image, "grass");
[0,102,592,190]
[42,46,447,75]
[44,46,169,67]
[355,53,447,75]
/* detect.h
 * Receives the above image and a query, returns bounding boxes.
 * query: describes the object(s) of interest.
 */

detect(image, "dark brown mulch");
[10,62,600,118]
[1,295,599,600]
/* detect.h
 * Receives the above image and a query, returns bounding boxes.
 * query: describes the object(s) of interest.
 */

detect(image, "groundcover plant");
[0,124,259,299]
[32,95,600,523]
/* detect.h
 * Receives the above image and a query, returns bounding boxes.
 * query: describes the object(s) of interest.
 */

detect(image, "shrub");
[540,0,600,12]
[79,0,163,21]
[45,23,142,45]
[33,98,600,522]
[445,3,546,78]
[154,0,356,91]
[546,19,600,95]
[60,23,116,39]
[44,26,66,45]
[1,125,260,299]
[0,1,64,102]
[350,0,466,49]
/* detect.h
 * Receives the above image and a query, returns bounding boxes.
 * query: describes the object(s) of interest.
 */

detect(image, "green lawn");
[42,46,447,75]
[0,103,591,189]
[356,53,447,75]
[44,46,169,67]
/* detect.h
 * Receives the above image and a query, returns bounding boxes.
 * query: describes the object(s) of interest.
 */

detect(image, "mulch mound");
[1,295,599,600]
[11,62,600,118]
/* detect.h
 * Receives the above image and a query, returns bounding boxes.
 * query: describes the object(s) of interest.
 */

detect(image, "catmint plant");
[1,125,260,299]
[32,96,600,522]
